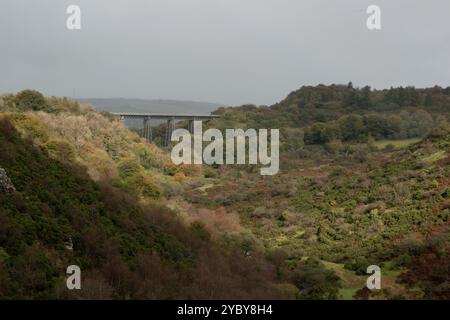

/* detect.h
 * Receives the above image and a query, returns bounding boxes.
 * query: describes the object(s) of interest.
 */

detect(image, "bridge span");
[112,112,220,146]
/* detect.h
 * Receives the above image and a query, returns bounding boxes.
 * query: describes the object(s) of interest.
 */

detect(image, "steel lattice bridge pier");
[112,112,220,146]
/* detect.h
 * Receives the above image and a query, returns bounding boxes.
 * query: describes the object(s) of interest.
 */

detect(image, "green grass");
[374,138,422,150]
[339,288,359,300]
[421,150,447,163]
[196,183,215,195]
[321,261,366,287]
[321,260,416,300]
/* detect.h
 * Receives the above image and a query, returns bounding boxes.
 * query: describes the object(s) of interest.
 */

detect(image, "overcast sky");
[1,0,449,105]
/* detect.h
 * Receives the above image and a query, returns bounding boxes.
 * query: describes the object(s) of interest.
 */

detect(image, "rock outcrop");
[0,167,16,193]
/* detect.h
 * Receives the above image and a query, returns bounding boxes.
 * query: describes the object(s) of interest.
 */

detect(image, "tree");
[358,86,372,108]
[338,115,367,142]
[343,85,372,109]
[293,260,341,300]
[424,94,433,107]
[15,90,49,112]
[364,114,387,139]
[383,86,419,107]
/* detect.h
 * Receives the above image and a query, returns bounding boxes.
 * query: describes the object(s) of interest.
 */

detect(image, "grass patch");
[374,138,422,150]
[421,150,447,163]
[339,288,358,300]
[196,183,215,195]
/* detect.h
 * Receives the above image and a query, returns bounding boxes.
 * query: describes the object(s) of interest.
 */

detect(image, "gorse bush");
[117,157,143,179]
[6,112,49,143]
[44,137,77,162]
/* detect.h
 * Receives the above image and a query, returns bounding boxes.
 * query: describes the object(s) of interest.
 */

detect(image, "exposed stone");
[0,167,16,193]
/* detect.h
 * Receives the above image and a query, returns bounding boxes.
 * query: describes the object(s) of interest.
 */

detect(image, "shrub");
[117,157,143,180]
[142,177,161,199]
[344,257,370,275]
[132,143,160,169]
[4,113,49,143]
[292,260,341,300]
[204,167,218,178]
[0,247,10,263]
[82,148,118,180]
[190,221,211,241]
[44,137,76,162]
[325,139,344,154]
[174,172,187,182]
[0,94,16,112]
[162,162,179,176]
[15,90,49,112]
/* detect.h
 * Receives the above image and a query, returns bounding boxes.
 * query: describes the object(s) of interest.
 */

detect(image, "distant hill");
[77,98,223,115]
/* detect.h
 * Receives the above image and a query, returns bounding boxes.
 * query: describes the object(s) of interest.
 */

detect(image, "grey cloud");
[0,0,449,105]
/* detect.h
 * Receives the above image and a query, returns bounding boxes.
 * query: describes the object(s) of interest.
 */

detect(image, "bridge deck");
[112,112,220,120]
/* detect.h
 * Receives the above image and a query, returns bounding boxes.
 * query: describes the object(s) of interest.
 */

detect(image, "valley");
[1,84,450,299]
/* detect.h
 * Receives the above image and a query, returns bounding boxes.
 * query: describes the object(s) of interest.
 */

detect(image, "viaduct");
[112,112,220,146]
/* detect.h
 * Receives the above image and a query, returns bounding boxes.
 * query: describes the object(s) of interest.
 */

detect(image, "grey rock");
[0,167,16,193]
